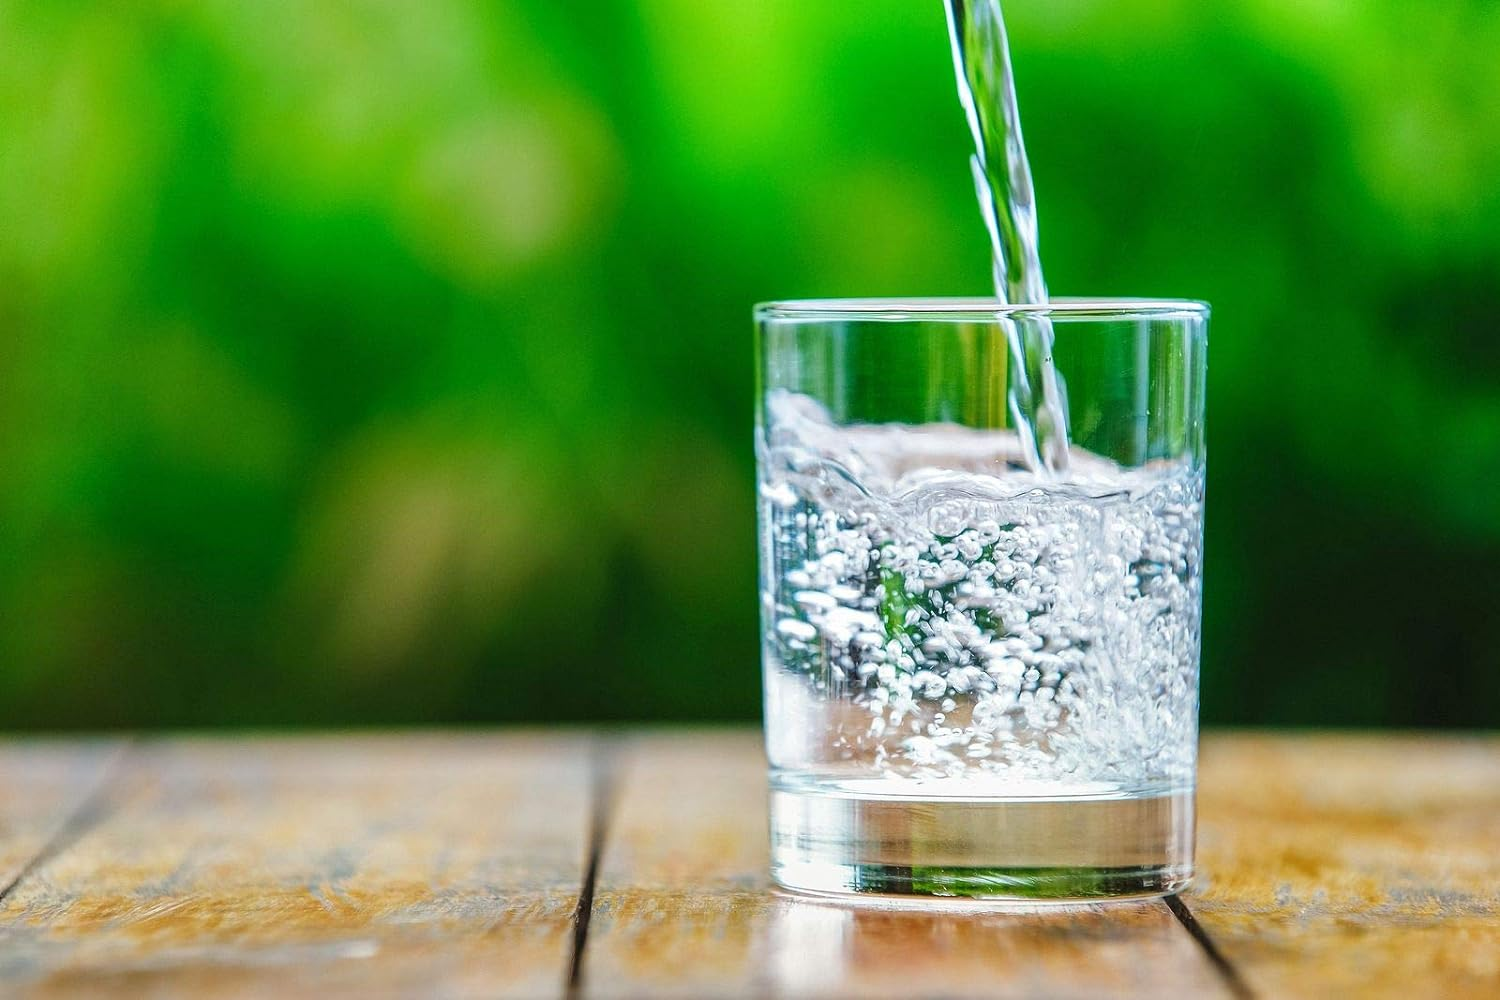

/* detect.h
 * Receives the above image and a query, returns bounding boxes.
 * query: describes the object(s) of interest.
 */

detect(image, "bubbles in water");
[760,392,1202,789]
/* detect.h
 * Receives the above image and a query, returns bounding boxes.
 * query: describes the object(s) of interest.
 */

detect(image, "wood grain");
[578,730,1229,999]
[1,730,1493,998]
[1190,732,1500,1000]
[0,733,591,999]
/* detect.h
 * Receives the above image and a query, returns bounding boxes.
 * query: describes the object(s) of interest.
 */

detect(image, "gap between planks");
[1165,893,1255,1000]
[0,738,138,907]
[568,732,623,998]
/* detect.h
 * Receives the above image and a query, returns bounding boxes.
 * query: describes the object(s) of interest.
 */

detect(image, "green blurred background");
[1,0,1497,730]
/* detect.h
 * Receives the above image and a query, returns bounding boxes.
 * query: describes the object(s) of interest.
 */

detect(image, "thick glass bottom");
[774,862,1192,902]
[769,780,1194,902]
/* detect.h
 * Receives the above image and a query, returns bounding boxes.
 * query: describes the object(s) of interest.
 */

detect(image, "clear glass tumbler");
[755,298,1208,901]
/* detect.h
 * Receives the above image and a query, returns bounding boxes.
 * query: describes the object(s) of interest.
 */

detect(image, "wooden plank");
[1191,732,1500,1000]
[579,730,1228,999]
[0,733,591,998]
[0,740,126,895]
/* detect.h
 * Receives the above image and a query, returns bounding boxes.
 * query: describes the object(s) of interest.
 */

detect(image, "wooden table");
[0,732,1493,998]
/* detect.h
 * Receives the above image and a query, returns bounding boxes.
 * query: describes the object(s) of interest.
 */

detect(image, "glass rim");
[755,297,1210,323]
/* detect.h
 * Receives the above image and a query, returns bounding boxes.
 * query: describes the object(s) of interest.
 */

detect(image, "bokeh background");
[2,0,1497,730]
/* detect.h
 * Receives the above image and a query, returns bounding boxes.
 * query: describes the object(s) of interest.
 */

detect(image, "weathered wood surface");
[0,741,125,901]
[1192,733,1500,1000]
[0,731,1492,998]
[0,733,590,998]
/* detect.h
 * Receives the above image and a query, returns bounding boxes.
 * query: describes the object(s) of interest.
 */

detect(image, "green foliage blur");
[1,0,1497,730]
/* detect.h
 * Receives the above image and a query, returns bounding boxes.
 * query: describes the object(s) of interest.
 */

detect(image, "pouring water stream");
[944,0,1071,474]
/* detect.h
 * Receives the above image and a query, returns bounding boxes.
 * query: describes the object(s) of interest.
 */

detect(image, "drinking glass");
[755,298,1208,900]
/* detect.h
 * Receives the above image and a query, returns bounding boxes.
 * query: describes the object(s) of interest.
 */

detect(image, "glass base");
[769,782,1194,902]
[774,862,1192,902]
